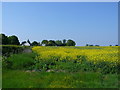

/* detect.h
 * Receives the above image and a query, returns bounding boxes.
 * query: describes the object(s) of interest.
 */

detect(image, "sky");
[2,2,118,46]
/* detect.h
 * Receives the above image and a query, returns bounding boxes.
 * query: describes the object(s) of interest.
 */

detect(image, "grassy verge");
[3,53,36,70]
[2,70,118,88]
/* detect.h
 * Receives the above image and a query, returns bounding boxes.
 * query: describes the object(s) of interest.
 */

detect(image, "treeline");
[22,39,76,46]
[0,34,20,45]
[0,33,118,46]
[0,34,76,46]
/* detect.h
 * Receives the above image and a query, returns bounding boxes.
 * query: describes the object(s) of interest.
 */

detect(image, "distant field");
[32,46,118,64]
[2,46,119,88]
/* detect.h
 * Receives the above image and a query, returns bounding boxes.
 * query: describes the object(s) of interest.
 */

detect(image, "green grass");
[3,53,36,70]
[2,70,119,88]
[0,61,1,89]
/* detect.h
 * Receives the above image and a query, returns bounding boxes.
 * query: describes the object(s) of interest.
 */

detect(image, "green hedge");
[1,45,29,57]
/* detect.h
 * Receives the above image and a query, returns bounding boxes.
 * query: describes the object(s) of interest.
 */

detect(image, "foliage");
[63,39,67,46]
[41,39,76,46]
[66,39,76,46]
[3,53,35,70]
[8,35,20,45]
[41,40,48,46]
[55,40,63,46]
[0,33,20,45]
[2,45,25,57]
[31,41,39,46]
[0,33,76,46]
[47,40,56,46]
[0,34,8,45]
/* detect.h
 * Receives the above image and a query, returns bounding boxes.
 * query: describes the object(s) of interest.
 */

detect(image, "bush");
[3,53,35,70]
[2,45,25,57]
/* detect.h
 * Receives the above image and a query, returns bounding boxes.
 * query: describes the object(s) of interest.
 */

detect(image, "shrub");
[2,45,25,57]
[3,53,35,70]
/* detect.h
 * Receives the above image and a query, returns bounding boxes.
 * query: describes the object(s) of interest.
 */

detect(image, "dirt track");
[23,48,32,53]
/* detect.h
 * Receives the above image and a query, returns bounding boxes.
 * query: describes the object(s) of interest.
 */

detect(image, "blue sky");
[2,2,118,46]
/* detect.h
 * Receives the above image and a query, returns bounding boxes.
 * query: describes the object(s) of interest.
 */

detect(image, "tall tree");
[8,35,20,45]
[48,40,56,46]
[41,40,48,46]
[66,39,76,46]
[63,39,66,46]
[55,40,63,46]
[0,34,8,45]
[31,41,39,46]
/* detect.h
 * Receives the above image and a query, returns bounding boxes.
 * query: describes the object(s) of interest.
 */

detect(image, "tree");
[86,44,89,46]
[48,40,56,46]
[55,40,63,46]
[21,41,26,46]
[0,34,8,45]
[63,39,66,46]
[66,39,76,46]
[41,40,48,46]
[31,41,39,46]
[95,45,99,46]
[8,35,20,45]
[89,45,93,46]
[38,42,41,46]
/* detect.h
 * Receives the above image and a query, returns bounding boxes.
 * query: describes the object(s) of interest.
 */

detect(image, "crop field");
[32,46,119,74]
[2,46,120,88]
[32,46,118,63]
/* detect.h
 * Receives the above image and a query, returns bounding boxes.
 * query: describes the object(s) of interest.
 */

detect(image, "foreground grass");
[2,70,118,88]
